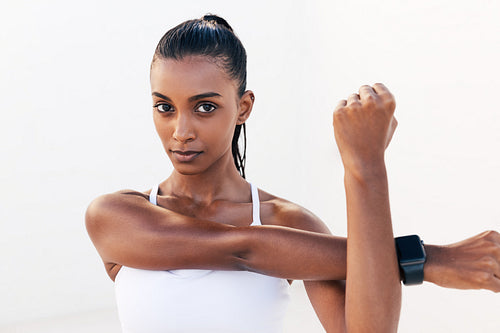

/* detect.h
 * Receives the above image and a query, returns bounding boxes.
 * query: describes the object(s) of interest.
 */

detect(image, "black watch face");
[396,235,426,264]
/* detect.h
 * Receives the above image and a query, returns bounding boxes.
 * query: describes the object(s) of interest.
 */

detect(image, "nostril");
[173,126,195,142]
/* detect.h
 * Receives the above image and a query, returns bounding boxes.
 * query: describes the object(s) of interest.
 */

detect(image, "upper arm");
[85,191,246,271]
[271,201,346,332]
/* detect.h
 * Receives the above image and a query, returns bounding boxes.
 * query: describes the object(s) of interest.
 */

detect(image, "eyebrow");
[152,91,222,103]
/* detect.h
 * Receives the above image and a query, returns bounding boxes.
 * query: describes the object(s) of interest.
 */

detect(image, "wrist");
[395,235,427,285]
[344,161,387,183]
[423,244,447,285]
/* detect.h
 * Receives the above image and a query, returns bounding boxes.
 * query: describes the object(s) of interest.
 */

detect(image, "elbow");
[232,249,253,271]
[223,227,255,272]
[84,195,108,244]
[345,281,402,333]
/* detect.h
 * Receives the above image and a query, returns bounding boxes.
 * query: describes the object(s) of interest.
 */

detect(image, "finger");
[485,230,500,243]
[493,245,500,277]
[346,93,360,105]
[372,83,391,96]
[358,85,376,102]
[488,275,500,293]
[494,263,500,283]
[373,83,396,112]
[334,99,347,112]
[481,230,500,263]
[385,117,398,149]
[487,252,500,281]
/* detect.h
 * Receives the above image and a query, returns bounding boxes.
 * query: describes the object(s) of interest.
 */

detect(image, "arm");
[303,234,500,333]
[86,191,500,290]
[263,212,500,333]
[303,84,500,333]
[87,191,351,282]
[333,84,401,332]
[85,190,348,280]
[343,168,401,332]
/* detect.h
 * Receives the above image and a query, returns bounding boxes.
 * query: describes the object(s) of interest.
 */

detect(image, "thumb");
[385,117,398,149]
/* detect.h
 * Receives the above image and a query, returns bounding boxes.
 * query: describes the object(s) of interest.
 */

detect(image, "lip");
[170,150,203,162]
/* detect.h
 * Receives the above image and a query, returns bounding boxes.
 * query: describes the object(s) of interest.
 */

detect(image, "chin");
[171,162,206,176]
[175,168,203,176]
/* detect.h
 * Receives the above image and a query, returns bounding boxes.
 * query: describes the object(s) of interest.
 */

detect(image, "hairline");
[151,53,244,97]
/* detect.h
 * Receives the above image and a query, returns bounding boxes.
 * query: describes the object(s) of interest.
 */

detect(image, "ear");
[236,90,255,125]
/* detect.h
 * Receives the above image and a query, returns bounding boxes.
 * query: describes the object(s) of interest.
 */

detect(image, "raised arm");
[333,84,401,332]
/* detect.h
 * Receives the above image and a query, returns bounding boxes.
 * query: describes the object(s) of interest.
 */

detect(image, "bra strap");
[149,184,159,206]
[250,183,261,226]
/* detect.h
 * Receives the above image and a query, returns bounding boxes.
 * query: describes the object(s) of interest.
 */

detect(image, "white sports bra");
[114,183,290,333]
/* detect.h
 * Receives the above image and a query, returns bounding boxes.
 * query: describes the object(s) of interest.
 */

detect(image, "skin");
[86,55,500,332]
[334,85,401,332]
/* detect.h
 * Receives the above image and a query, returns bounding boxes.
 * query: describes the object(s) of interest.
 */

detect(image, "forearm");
[237,226,347,280]
[344,167,401,333]
[136,218,350,280]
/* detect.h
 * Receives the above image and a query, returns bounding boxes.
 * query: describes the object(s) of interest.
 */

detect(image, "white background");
[1,0,499,332]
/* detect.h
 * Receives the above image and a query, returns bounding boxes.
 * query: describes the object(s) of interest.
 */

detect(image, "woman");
[86,15,500,332]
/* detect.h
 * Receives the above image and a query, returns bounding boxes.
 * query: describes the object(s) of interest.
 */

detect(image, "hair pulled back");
[153,15,248,178]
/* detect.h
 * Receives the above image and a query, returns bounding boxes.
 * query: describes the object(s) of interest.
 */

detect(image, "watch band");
[395,235,426,286]
[400,261,425,285]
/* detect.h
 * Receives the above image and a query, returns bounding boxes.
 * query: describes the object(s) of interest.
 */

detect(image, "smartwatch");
[395,235,426,285]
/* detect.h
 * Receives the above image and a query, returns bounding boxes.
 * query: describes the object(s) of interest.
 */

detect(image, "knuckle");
[364,94,376,104]
[349,101,361,111]
[359,84,371,92]
[493,243,500,257]
[487,241,500,258]
[485,230,500,240]
[384,97,396,111]
[334,100,347,113]
[333,110,341,120]
[333,109,346,122]
[473,271,492,285]
[480,256,497,271]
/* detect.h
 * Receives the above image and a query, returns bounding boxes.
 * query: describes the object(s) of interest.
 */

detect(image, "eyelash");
[153,103,217,114]
[196,103,216,113]
[154,103,173,113]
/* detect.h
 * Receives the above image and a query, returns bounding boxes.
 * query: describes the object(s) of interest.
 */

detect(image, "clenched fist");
[426,230,500,292]
[333,83,398,176]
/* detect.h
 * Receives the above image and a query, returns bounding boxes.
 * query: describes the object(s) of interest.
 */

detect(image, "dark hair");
[153,14,248,178]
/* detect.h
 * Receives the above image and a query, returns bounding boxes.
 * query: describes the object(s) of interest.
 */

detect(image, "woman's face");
[150,56,252,176]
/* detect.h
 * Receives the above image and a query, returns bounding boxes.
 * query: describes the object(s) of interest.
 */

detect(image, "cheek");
[210,117,237,145]
[153,116,171,142]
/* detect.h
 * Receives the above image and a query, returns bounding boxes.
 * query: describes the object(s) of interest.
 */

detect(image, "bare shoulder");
[85,189,152,246]
[258,188,332,235]
[85,189,157,280]
[86,189,148,224]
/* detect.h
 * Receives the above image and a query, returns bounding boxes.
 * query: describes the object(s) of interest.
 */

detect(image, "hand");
[333,83,398,174]
[425,230,500,292]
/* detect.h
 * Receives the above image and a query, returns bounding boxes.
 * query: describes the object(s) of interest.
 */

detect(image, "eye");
[155,103,173,113]
[196,103,216,113]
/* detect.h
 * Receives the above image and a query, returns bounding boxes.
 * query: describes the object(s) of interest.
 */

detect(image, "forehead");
[150,56,237,97]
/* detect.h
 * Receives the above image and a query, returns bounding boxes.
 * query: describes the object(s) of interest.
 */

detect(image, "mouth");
[170,150,203,162]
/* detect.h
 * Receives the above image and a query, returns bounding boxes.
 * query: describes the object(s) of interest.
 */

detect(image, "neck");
[163,152,249,204]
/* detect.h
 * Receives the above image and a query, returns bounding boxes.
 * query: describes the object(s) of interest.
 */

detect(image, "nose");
[172,112,196,143]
